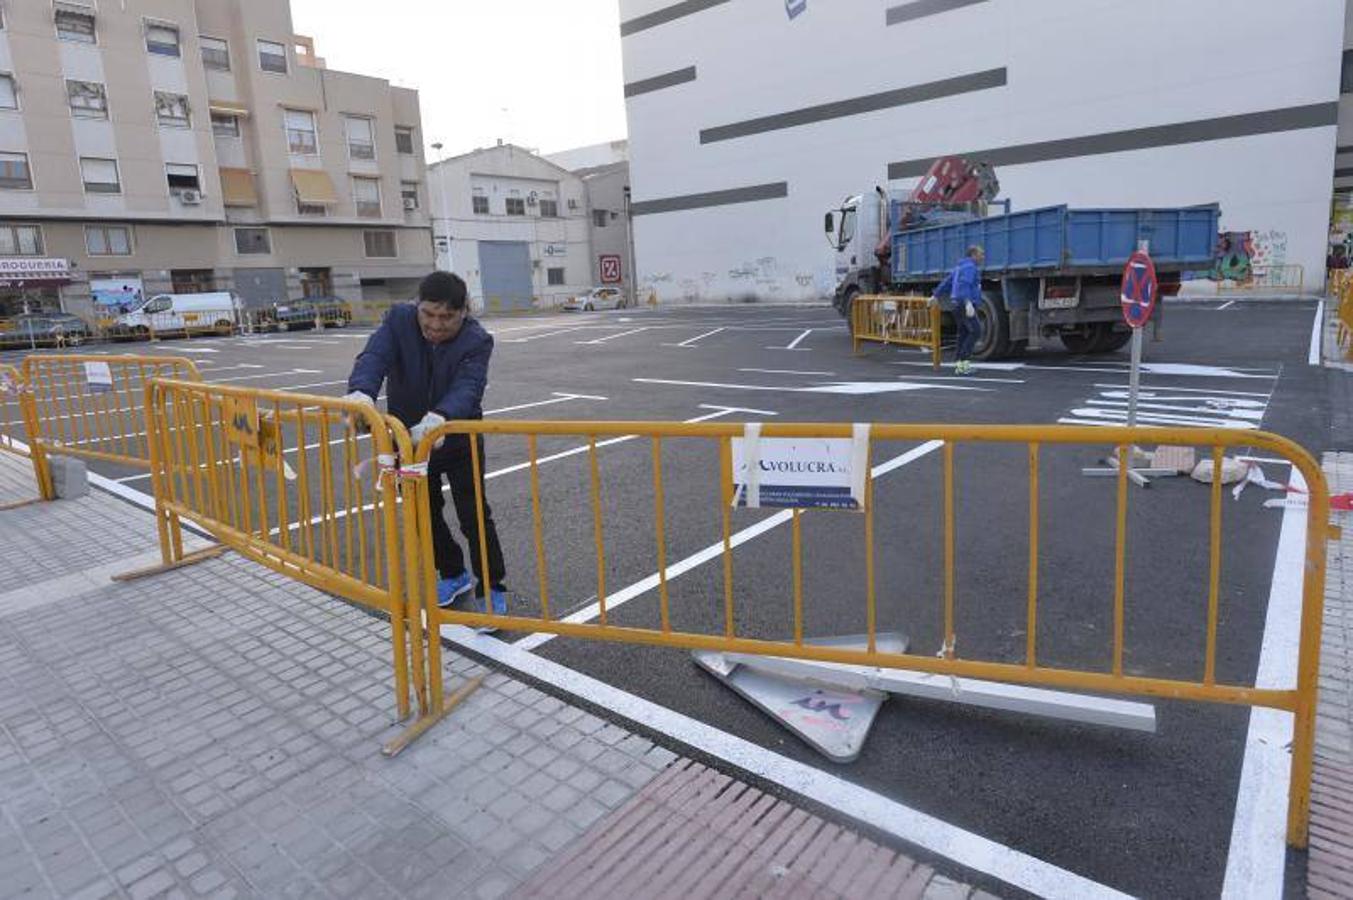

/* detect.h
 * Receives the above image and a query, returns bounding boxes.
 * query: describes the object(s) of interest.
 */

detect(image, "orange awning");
[290,168,338,205]
[218,168,257,206]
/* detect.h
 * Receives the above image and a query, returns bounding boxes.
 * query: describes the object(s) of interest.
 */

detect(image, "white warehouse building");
[619,0,1346,304]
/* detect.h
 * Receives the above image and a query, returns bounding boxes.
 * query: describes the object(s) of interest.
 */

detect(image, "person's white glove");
[964,301,977,319]
[410,412,447,450]
[927,295,939,308]
[342,390,375,433]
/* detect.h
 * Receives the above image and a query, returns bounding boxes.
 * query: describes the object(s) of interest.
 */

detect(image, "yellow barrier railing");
[20,355,202,500]
[851,294,941,369]
[143,378,429,730]
[0,363,28,460]
[1218,263,1305,293]
[1337,273,1353,359]
[410,418,1330,848]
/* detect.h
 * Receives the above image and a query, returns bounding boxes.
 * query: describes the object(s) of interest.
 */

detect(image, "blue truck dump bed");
[892,204,1220,281]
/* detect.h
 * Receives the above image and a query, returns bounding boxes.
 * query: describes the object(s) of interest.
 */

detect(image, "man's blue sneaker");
[466,587,508,633]
[436,572,476,608]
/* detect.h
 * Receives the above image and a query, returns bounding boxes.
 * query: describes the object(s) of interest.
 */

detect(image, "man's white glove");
[410,412,447,450]
[927,295,939,308]
[964,301,977,319]
[342,390,375,432]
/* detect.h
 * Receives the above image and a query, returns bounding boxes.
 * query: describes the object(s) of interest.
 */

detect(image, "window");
[145,21,180,57]
[400,182,419,210]
[211,113,239,138]
[0,152,31,190]
[297,202,327,216]
[154,91,190,128]
[85,225,132,256]
[539,199,559,218]
[352,177,381,217]
[234,227,271,254]
[395,127,414,154]
[284,109,317,155]
[505,197,526,216]
[472,194,489,215]
[1344,50,1353,95]
[364,230,397,258]
[66,80,107,119]
[80,157,120,194]
[56,6,96,44]
[166,163,200,193]
[344,116,375,160]
[547,267,565,286]
[592,209,609,228]
[200,36,230,71]
[0,225,43,256]
[258,39,287,73]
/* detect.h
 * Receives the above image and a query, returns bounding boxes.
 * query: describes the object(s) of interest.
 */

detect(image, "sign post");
[1082,243,1178,487]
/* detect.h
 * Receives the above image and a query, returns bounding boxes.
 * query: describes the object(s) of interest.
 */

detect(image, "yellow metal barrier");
[1218,263,1305,294]
[143,378,429,730]
[850,294,941,370]
[0,363,28,460]
[20,355,203,500]
[1338,276,1353,359]
[410,419,1330,848]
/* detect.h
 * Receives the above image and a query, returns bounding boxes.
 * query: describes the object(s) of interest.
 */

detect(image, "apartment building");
[427,143,591,311]
[0,0,432,319]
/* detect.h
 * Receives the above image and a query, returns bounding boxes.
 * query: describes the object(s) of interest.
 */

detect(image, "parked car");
[113,292,242,338]
[563,287,627,312]
[271,296,353,330]
[0,313,93,348]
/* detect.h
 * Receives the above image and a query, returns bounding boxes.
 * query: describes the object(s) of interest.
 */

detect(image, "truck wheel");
[132,325,150,341]
[1099,329,1132,353]
[214,319,234,336]
[1059,327,1100,354]
[972,292,1010,360]
[842,288,863,338]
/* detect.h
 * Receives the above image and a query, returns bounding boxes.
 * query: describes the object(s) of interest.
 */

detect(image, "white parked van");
[115,292,243,337]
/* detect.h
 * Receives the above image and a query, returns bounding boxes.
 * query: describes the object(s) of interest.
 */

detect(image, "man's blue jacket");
[933,256,982,307]
[346,304,492,448]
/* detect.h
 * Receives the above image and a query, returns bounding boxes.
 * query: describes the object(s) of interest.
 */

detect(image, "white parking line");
[738,368,835,377]
[207,368,323,384]
[664,327,726,349]
[516,439,944,652]
[1217,300,1235,311]
[502,327,587,344]
[767,329,813,351]
[1309,300,1324,366]
[575,327,651,346]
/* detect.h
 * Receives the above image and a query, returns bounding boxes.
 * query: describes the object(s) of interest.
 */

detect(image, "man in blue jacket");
[344,271,508,623]
[931,245,985,374]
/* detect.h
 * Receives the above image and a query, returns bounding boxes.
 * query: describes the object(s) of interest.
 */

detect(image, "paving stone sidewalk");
[0,452,990,899]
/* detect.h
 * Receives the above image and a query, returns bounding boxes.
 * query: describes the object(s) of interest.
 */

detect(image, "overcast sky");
[289,0,628,161]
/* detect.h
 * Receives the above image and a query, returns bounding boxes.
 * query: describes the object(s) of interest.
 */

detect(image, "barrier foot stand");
[1082,448,1178,488]
[382,674,484,758]
[111,545,227,582]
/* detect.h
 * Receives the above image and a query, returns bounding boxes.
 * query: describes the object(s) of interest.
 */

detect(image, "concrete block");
[50,456,88,499]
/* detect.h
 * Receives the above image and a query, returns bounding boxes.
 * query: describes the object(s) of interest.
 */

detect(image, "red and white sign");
[599,254,622,284]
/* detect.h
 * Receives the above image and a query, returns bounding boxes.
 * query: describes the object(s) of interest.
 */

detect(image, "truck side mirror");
[824,212,834,234]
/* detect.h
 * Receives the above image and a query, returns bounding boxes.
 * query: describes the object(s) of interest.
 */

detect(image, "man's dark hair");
[418,271,468,310]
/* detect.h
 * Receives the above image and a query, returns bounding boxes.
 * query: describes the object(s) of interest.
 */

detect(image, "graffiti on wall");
[1214,229,1289,283]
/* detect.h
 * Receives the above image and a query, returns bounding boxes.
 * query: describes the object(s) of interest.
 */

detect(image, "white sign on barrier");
[83,361,113,394]
[731,424,869,510]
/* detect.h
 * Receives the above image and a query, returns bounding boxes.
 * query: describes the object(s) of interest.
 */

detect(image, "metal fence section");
[410,419,1330,848]
[1336,274,1353,359]
[1218,263,1305,294]
[850,295,941,369]
[0,363,29,459]
[19,355,202,499]
[143,378,428,727]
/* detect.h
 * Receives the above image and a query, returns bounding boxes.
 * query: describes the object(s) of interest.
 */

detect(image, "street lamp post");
[430,142,449,271]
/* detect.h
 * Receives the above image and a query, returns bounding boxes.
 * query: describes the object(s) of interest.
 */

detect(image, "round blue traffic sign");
[1121,250,1158,328]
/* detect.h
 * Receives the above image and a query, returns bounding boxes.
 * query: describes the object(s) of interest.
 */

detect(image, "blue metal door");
[477,241,533,312]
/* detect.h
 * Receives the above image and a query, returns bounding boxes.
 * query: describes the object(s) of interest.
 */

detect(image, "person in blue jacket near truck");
[931,245,985,375]
[344,271,508,627]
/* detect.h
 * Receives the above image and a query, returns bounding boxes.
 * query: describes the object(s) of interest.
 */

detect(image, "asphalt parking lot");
[0,298,1333,897]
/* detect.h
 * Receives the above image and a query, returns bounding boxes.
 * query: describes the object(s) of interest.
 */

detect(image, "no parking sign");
[1120,250,1158,328]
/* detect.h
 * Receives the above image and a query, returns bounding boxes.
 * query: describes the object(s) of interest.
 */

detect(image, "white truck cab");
[116,291,243,337]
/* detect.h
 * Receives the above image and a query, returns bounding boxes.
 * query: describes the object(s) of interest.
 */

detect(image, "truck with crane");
[825,157,1220,359]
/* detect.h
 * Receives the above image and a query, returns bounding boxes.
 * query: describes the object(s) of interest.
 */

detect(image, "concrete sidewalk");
[0,452,991,900]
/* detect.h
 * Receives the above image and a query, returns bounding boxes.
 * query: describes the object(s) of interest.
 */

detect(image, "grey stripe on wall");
[1338,144,1353,154]
[888,103,1339,179]
[624,66,697,98]
[1335,167,1353,178]
[886,0,989,26]
[620,0,730,37]
[631,181,788,216]
[700,68,1006,144]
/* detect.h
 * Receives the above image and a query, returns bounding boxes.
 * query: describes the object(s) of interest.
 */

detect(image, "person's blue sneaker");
[465,587,509,634]
[436,572,476,608]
